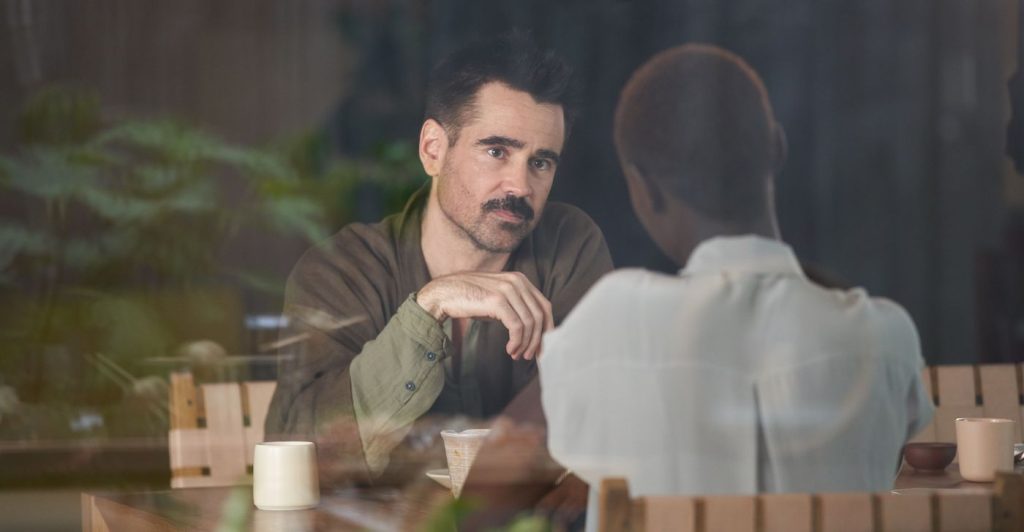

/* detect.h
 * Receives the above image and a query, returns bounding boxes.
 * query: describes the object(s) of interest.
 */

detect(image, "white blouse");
[539,236,934,530]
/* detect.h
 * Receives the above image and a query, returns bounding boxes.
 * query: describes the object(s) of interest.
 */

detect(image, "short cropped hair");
[425,31,577,144]
[614,44,777,223]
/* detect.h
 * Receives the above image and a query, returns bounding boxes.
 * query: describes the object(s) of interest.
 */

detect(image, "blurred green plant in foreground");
[420,496,557,532]
[0,86,424,437]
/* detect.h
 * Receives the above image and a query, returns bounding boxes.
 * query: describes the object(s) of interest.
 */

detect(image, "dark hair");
[425,31,577,144]
[614,44,778,224]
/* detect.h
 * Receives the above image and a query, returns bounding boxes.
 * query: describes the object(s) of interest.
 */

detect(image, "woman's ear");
[623,161,665,215]
[419,119,449,177]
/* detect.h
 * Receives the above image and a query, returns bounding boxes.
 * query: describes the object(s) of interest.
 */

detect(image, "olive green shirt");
[265,184,613,482]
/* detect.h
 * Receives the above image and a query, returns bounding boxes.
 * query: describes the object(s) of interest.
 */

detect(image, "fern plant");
[0,87,332,408]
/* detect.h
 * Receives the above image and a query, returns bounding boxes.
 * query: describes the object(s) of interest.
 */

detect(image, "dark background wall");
[324,0,1024,364]
[1,0,1022,364]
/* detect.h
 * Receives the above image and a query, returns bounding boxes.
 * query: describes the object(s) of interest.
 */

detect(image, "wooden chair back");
[599,473,1024,532]
[168,371,277,488]
[910,363,1024,443]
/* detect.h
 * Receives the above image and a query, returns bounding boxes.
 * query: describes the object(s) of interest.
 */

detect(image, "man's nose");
[500,162,532,198]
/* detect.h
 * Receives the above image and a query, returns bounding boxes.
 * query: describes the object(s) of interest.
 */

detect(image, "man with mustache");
[265,32,612,485]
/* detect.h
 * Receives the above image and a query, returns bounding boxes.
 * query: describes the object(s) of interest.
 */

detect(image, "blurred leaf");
[0,224,56,265]
[501,515,554,532]
[17,86,101,145]
[376,139,417,165]
[159,180,218,214]
[221,149,295,182]
[1,148,98,200]
[60,232,138,271]
[421,497,478,532]
[214,486,251,532]
[227,268,286,297]
[76,186,160,222]
[94,121,225,165]
[88,295,172,360]
[281,129,330,177]
[260,196,329,243]
[133,164,185,193]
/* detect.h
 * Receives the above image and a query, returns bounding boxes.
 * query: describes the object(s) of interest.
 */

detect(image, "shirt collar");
[680,235,805,277]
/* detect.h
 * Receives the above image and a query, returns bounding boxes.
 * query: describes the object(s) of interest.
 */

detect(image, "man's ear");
[772,121,788,174]
[419,119,449,177]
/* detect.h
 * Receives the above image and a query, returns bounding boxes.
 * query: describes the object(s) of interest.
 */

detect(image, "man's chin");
[472,226,531,253]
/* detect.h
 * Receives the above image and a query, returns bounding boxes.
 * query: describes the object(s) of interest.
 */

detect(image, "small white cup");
[955,417,1016,482]
[253,441,320,510]
[440,429,490,497]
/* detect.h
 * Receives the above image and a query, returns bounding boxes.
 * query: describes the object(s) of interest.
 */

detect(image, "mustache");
[482,195,535,222]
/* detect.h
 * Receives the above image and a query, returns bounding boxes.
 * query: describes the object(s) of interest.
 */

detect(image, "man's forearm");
[350,294,448,475]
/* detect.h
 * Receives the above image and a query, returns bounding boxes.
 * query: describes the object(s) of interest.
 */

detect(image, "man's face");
[435,82,565,253]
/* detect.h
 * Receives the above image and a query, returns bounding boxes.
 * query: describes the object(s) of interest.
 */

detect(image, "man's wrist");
[414,287,446,322]
[394,295,448,353]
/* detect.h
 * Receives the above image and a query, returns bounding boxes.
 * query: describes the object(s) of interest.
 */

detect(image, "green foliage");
[275,129,428,231]
[1,114,331,290]
[214,486,252,532]
[422,496,479,532]
[420,497,556,532]
[501,515,555,532]
[17,86,101,145]
[0,85,427,413]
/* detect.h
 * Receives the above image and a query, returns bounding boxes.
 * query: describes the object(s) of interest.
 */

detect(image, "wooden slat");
[171,474,253,489]
[199,383,247,483]
[168,374,272,488]
[910,368,938,442]
[703,495,755,532]
[818,493,873,532]
[994,471,1024,532]
[936,492,991,532]
[168,372,202,479]
[599,478,632,532]
[169,372,198,430]
[242,381,276,465]
[645,496,695,532]
[932,364,982,442]
[933,405,985,442]
[936,365,976,407]
[81,493,111,532]
[877,492,931,532]
[594,474,1024,532]
[761,493,812,532]
[168,428,206,469]
[979,364,1023,441]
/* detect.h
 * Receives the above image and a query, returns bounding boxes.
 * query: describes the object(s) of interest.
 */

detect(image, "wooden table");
[894,460,1024,491]
[82,482,452,531]
[82,462,1023,531]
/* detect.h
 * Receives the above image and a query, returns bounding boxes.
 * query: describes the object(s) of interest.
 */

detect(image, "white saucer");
[425,468,452,490]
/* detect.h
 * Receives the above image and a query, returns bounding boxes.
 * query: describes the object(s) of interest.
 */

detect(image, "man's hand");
[416,271,554,360]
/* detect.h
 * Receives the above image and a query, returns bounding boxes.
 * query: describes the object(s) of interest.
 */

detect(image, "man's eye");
[531,159,551,171]
[487,147,505,158]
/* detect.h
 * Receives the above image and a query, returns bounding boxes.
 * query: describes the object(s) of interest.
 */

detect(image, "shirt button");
[405,381,416,392]
[426,351,437,361]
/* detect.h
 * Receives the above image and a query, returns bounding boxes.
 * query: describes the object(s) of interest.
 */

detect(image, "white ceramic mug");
[440,428,491,497]
[955,417,1016,482]
[253,441,320,510]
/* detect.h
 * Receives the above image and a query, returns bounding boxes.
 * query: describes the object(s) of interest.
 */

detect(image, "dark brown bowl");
[903,442,957,471]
